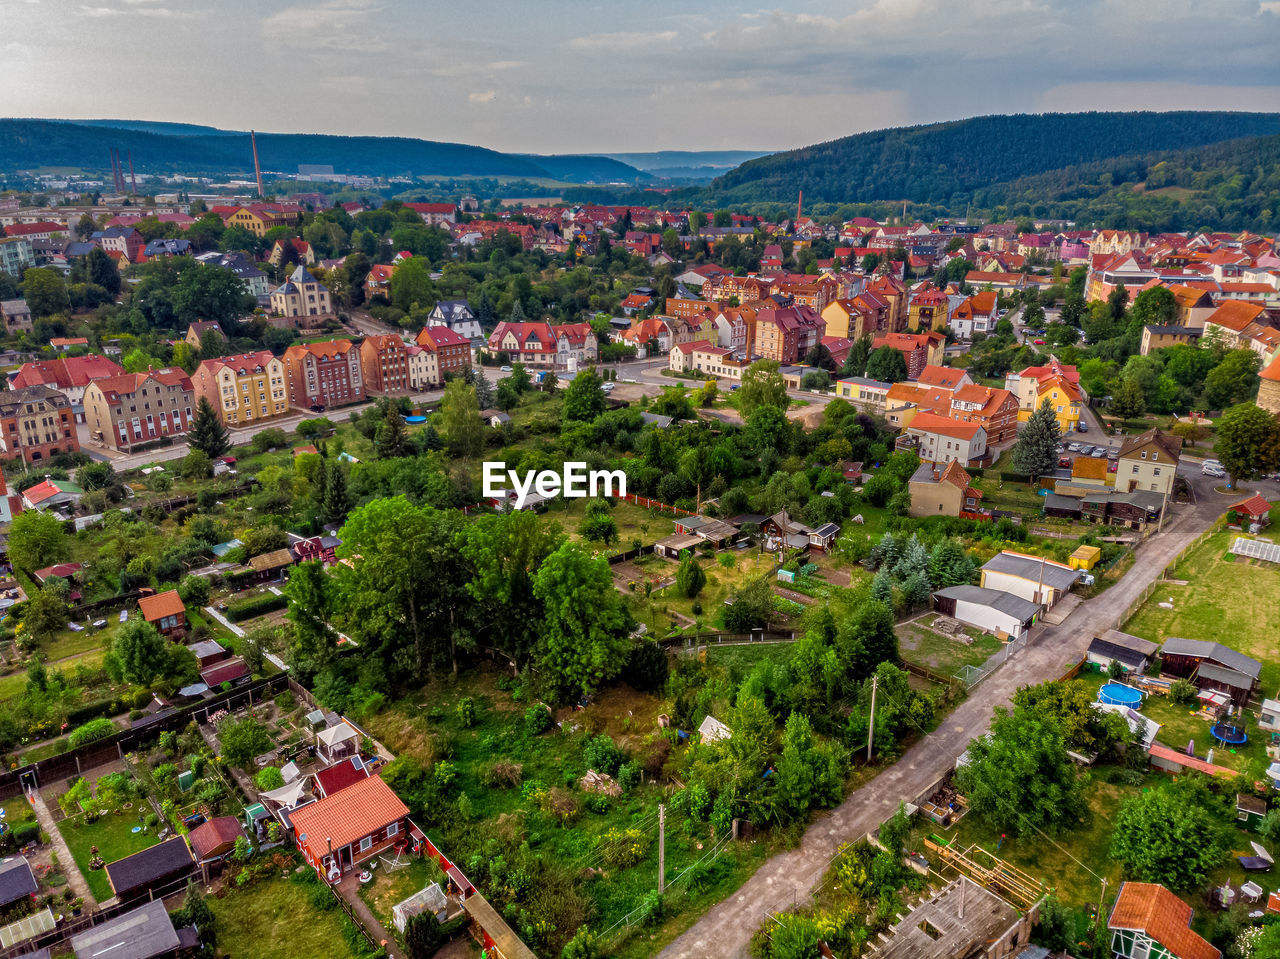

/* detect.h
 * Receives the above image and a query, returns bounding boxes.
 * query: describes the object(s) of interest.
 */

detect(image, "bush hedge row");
[226,593,288,623]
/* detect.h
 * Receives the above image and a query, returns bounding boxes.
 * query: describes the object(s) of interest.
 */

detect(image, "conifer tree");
[1011,397,1061,479]
[188,396,230,458]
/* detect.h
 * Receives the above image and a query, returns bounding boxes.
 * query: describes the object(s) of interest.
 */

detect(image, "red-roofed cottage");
[291,774,409,880]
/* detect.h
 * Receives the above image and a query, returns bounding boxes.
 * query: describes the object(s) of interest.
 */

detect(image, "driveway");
[656,495,1226,959]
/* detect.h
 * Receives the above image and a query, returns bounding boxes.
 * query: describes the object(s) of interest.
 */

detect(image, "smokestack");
[251,130,264,198]
[797,190,802,224]
[128,151,138,195]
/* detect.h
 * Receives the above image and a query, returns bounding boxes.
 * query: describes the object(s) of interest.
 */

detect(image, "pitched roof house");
[291,774,410,880]
[1107,882,1220,959]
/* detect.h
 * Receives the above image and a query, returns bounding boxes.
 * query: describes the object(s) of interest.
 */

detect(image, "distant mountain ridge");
[705,111,1280,205]
[0,118,651,184]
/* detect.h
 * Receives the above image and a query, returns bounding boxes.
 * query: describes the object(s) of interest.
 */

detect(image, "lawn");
[897,614,1004,677]
[626,550,780,636]
[57,809,162,902]
[212,873,364,959]
[358,858,445,946]
[1124,528,1280,693]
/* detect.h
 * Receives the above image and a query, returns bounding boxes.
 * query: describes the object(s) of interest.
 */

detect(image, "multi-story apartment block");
[0,385,79,463]
[406,344,440,390]
[282,340,365,409]
[83,368,195,451]
[8,354,126,422]
[359,335,411,394]
[192,351,289,426]
[416,326,471,379]
[0,237,34,278]
[755,306,823,364]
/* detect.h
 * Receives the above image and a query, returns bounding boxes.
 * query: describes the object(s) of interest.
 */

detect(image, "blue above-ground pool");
[1098,682,1143,707]
[405,415,427,424]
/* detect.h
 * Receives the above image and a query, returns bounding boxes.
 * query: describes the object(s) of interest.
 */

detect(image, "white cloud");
[568,30,677,51]
[469,90,497,104]
[261,0,388,55]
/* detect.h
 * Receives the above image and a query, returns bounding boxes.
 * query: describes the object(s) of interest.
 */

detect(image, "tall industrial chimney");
[251,130,264,198]
[127,151,138,195]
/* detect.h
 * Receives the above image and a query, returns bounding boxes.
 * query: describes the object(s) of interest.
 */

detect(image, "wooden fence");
[620,492,697,517]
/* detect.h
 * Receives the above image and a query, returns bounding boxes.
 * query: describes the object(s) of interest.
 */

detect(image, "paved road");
[656,488,1230,959]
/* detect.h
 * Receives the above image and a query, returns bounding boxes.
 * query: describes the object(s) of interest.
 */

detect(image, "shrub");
[1169,678,1197,704]
[255,766,285,791]
[455,697,477,728]
[582,734,625,777]
[598,827,650,867]
[177,575,211,608]
[481,762,523,789]
[67,717,115,748]
[624,642,669,693]
[584,794,610,815]
[226,593,288,622]
[524,705,552,736]
[618,762,642,792]
[542,787,579,824]
[12,823,39,847]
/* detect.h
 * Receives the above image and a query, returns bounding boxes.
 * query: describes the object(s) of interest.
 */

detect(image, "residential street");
[656,480,1235,959]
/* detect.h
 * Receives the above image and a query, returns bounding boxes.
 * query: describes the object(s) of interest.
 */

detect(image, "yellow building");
[1035,375,1083,433]
[192,350,289,426]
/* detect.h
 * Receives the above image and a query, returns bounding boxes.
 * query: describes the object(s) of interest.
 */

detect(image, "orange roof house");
[290,775,409,881]
[138,589,186,637]
[1107,882,1220,959]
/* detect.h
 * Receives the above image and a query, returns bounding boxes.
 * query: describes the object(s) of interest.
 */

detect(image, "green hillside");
[705,111,1280,205]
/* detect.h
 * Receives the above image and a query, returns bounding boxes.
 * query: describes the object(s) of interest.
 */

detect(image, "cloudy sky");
[3,0,1280,154]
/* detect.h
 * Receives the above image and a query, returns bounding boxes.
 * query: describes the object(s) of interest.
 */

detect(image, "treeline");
[703,111,1280,206]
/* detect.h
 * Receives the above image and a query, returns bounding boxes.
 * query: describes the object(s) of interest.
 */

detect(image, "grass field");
[626,550,779,635]
[57,809,162,901]
[1124,528,1280,692]
[897,614,1004,677]
[212,874,363,959]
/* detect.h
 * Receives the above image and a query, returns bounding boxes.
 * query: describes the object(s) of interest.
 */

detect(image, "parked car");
[1107,449,1119,460]
[1093,446,1110,457]
[602,383,614,393]
[1077,421,1088,432]
[1067,442,1084,452]
[1058,457,1072,468]
[1108,462,1118,473]
[500,365,513,372]
[1033,339,1046,345]
[1203,458,1223,469]
[1203,465,1226,478]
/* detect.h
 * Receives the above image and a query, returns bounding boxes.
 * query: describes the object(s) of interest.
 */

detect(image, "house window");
[1141,451,1147,459]
[387,822,399,837]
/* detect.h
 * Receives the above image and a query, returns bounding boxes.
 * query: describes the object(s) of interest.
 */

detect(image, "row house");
[1091,230,1146,256]
[282,340,365,409]
[948,383,1019,444]
[0,237,35,278]
[821,292,889,341]
[0,385,79,463]
[2,222,68,243]
[907,285,949,331]
[8,354,126,422]
[665,297,713,319]
[84,368,194,451]
[267,237,316,267]
[489,321,558,366]
[755,306,823,364]
[404,202,457,226]
[871,331,945,380]
[771,278,837,312]
[1201,300,1267,347]
[405,344,440,390]
[621,317,671,354]
[214,203,300,237]
[702,274,772,304]
[712,306,752,353]
[1004,362,1079,416]
[270,265,333,318]
[904,412,988,467]
[949,290,999,339]
[360,335,412,394]
[416,325,471,378]
[625,231,663,257]
[963,270,1026,292]
[554,322,598,368]
[192,351,289,426]
[663,313,718,349]
[866,275,908,331]
[1167,284,1218,328]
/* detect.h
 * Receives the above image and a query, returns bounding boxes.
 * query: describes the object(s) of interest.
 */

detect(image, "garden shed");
[931,584,1039,640]
[1087,630,1158,674]
[0,857,37,908]
[1237,794,1268,831]
[70,899,179,959]
[105,837,196,903]
[393,882,449,932]
[698,715,732,744]
[1069,544,1102,570]
[188,815,246,863]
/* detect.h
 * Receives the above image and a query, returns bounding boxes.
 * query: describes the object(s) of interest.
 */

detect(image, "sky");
[3,0,1280,155]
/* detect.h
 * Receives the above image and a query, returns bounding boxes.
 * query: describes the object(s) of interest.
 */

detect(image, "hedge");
[999,471,1032,482]
[67,717,115,748]
[226,593,289,623]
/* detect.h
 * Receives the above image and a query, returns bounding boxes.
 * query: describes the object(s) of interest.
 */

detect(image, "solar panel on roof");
[1231,537,1280,564]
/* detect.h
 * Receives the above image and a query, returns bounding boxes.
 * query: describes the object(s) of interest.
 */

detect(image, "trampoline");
[405,416,427,424]
[1211,723,1248,745]
[1098,683,1143,707]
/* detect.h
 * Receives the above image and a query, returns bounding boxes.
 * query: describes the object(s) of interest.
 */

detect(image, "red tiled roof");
[908,411,983,440]
[315,758,370,798]
[1229,494,1271,518]
[11,354,126,390]
[200,351,277,376]
[1108,882,1220,959]
[138,590,185,622]
[1205,300,1265,333]
[188,816,246,860]
[416,326,470,349]
[3,222,65,236]
[201,658,249,687]
[291,774,408,852]
[916,365,967,390]
[89,369,192,403]
[1146,743,1235,778]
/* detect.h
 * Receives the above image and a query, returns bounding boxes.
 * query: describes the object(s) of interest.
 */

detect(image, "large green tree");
[1214,402,1280,488]
[8,510,69,574]
[737,359,789,417]
[563,368,606,422]
[460,511,563,671]
[173,263,252,326]
[532,541,633,701]
[864,346,909,384]
[676,551,706,598]
[21,267,69,317]
[334,498,471,681]
[284,560,339,681]
[188,396,230,458]
[1202,348,1262,410]
[438,379,482,458]
[112,619,168,686]
[955,705,1081,835]
[1010,397,1061,478]
[1110,786,1227,891]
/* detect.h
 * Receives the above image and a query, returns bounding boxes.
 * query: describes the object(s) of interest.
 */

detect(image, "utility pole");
[866,675,878,762]
[657,804,665,894]
[1095,878,1108,938]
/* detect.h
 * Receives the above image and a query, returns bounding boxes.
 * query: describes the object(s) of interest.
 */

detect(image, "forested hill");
[0,118,650,183]
[705,111,1280,205]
